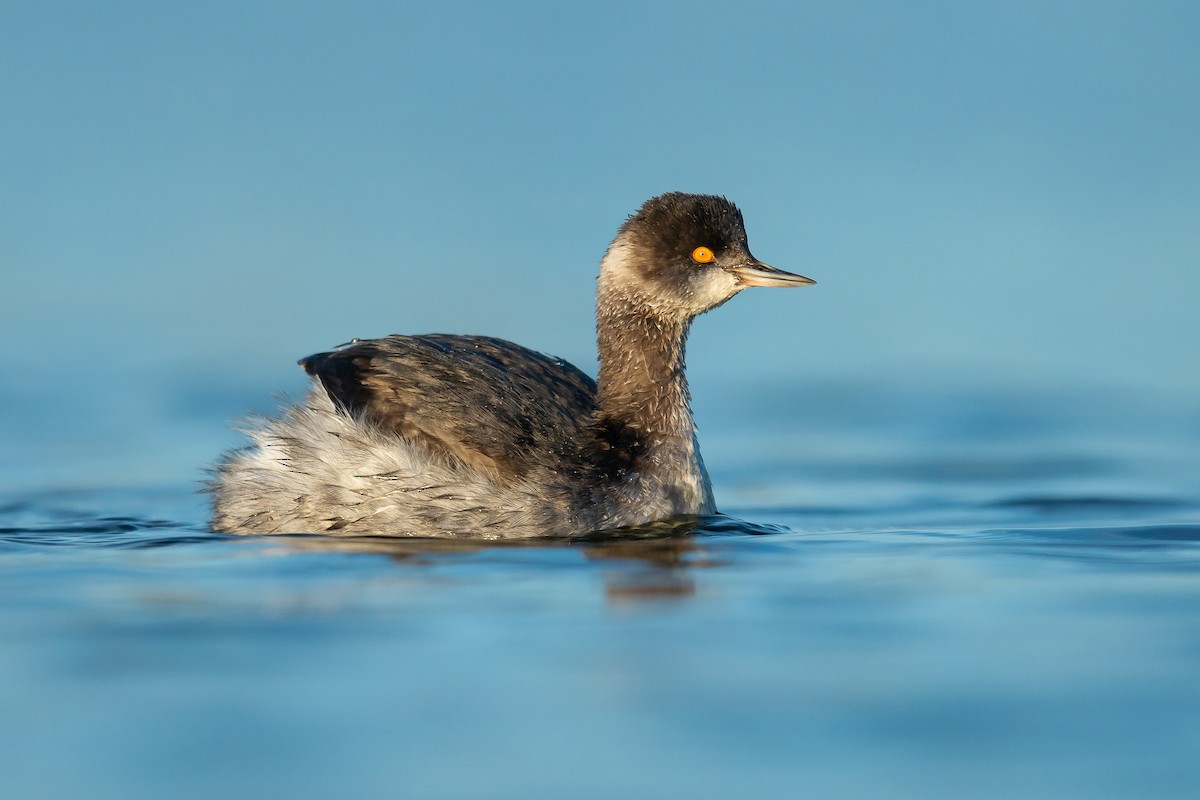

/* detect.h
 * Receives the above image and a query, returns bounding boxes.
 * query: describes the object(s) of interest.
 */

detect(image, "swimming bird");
[209,193,814,537]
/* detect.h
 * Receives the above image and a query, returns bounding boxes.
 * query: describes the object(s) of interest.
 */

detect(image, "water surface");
[2,381,1199,800]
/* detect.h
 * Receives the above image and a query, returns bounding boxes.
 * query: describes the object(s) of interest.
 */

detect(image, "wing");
[300,334,598,480]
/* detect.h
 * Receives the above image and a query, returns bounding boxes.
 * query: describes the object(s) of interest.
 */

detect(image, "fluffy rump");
[208,389,564,538]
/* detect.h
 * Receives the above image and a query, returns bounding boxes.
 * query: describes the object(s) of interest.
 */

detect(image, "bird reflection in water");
[271,516,745,604]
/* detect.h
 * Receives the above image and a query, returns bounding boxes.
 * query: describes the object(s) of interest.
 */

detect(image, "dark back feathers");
[300,334,598,480]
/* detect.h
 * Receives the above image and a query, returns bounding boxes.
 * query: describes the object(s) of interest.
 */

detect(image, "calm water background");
[3,3,1199,799]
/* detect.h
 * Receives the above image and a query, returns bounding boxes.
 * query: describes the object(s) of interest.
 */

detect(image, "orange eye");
[691,246,715,264]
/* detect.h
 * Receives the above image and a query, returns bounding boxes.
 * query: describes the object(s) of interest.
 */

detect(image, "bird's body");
[209,193,813,538]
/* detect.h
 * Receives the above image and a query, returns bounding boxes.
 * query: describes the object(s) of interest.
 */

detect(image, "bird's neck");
[594,285,695,441]
[587,257,716,526]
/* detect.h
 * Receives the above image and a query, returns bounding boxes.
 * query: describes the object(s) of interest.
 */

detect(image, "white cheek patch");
[687,267,742,312]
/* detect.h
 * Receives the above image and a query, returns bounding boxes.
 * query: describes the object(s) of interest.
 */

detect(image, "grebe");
[209,193,814,537]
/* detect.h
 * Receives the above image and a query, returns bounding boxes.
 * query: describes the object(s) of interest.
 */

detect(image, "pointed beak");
[726,259,816,288]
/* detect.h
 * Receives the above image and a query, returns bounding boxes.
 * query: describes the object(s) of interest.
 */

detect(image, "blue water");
[2,379,1199,800]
